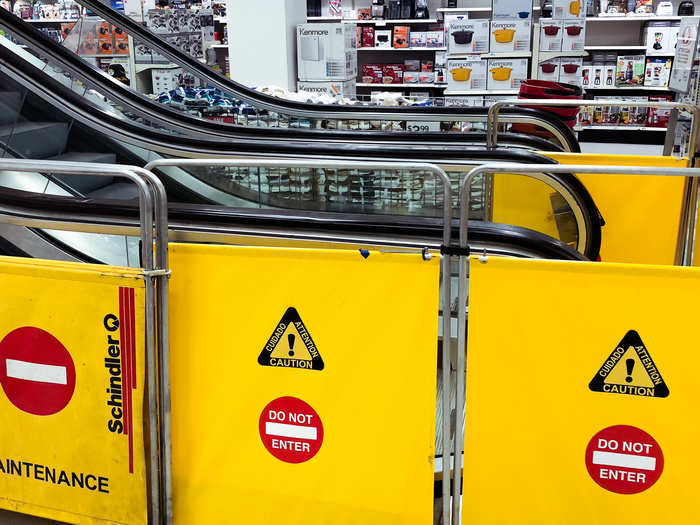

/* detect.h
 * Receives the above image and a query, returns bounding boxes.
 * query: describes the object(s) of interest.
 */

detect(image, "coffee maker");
[415,0,429,18]
[372,0,386,19]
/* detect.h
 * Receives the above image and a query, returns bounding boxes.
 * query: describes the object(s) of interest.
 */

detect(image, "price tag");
[406,121,440,133]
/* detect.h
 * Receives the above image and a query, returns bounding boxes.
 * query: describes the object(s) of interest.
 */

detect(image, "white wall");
[227,0,306,90]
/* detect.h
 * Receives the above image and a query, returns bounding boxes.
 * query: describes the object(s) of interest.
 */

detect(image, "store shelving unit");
[358,82,446,88]
[584,45,646,50]
[576,125,668,131]
[444,89,519,95]
[358,47,446,52]
[24,19,80,23]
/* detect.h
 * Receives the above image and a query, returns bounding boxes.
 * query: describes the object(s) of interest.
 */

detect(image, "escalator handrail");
[0,184,586,261]
[0,9,579,152]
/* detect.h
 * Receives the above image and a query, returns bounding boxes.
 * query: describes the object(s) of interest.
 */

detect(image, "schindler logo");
[301,29,329,36]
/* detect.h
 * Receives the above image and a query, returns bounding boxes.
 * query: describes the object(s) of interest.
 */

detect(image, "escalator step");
[0,92,22,125]
[0,122,69,159]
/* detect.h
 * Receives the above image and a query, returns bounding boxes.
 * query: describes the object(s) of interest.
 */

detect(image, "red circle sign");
[585,425,664,494]
[259,396,323,463]
[0,327,76,416]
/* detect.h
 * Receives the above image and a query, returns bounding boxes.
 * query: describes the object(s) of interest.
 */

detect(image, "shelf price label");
[406,121,440,133]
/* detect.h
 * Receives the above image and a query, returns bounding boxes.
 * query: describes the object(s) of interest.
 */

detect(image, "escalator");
[0,6,581,153]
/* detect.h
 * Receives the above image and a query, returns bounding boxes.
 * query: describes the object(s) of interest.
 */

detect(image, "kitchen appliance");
[452,30,474,44]
[447,0,457,6]
[542,0,553,17]
[415,0,429,19]
[678,1,694,16]
[400,0,412,19]
[656,2,673,15]
[371,0,385,19]
[306,0,321,17]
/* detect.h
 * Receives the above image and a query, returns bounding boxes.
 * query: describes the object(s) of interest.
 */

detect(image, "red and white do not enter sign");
[585,425,664,494]
[0,327,76,416]
[259,396,323,463]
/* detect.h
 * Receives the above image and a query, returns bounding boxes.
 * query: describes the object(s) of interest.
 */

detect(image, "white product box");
[490,20,531,53]
[540,19,563,51]
[644,58,672,87]
[426,30,445,48]
[492,0,533,20]
[558,57,583,86]
[152,68,182,93]
[410,31,427,47]
[374,29,391,48]
[446,58,487,91]
[561,21,585,52]
[297,23,357,81]
[538,58,560,82]
[645,23,673,56]
[669,24,680,53]
[487,58,528,90]
[297,79,356,97]
[446,17,489,54]
[553,0,585,19]
[403,71,420,83]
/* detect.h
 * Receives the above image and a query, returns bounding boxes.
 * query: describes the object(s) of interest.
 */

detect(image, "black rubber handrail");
[0,7,580,152]
[0,185,586,261]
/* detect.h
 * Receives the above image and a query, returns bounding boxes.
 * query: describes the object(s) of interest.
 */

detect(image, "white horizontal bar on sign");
[265,422,317,440]
[592,451,656,471]
[6,359,67,385]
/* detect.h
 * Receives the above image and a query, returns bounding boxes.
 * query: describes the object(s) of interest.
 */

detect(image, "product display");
[487,58,528,90]
[374,29,391,47]
[553,0,585,19]
[297,79,357,97]
[644,57,672,87]
[645,21,674,56]
[538,58,560,81]
[447,58,487,91]
[393,25,409,48]
[615,54,644,86]
[490,20,531,53]
[559,57,583,86]
[561,21,585,52]
[297,23,357,81]
[540,20,563,52]
[447,17,489,54]
[492,0,533,19]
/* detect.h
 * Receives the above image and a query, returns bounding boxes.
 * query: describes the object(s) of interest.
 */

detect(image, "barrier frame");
[0,159,169,525]
[144,157,453,525]
[454,162,700,525]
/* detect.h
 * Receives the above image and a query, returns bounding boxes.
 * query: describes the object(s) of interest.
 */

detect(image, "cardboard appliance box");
[644,57,672,87]
[426,30,445,48]
[540,19,563,51]
[297,23,357,81]
[538,58,560,82]
[561,20,585,52]
[410,31,427,47]
[487,58,528,90]
[446,58,487,91]
[361,64,383,83]
[558,57,583,86]
[490,20,531,53]
[375,29,392,48]
[393,26,410,48]
[446,17,489,54]
[553,0,586,19]
[382,64,404,84]
[615,55,645,87]
[297,79,356,98]
[645,23,673,56]
[492,0,533,19]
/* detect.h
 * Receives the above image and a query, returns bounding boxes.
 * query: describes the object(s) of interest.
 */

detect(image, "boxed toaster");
[486,58,528,90]
[490,20,531,53]
[446,58,487,91]
[297,23,357,80]
[446,17,489,54]
[561,21,585,52]
[540,20,563,52]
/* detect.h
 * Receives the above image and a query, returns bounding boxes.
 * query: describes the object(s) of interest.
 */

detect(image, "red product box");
[382,64,404,84]
[361,64,383,83]
[647,95,673,127]
[421,60,434,72]
[361,26,375,48]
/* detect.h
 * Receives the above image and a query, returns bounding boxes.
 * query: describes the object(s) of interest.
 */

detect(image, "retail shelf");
[24,19,80,23]
[587,15,682,21]
[357,83,446,88]
[576,125,668,131]
[352,18,439,24]
[584,45,646,50]
[80,53,129,58]
[358,47,447,51]
[443,89,519,95]
[306,16,343,21]
[447,51,532,59]
[437,7,540,12]
[539,51,589,59]
[586,86,672,91]
[135,63,180,73]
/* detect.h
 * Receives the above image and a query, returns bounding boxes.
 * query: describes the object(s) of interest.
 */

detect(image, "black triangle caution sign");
[258,307,324,371]
[589,330,669,398]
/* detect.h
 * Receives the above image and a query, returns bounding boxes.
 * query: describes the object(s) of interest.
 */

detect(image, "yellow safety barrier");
[0,256,148,525]
[168,244,440,525]
[464,255,700,523]
[543,152,689,264]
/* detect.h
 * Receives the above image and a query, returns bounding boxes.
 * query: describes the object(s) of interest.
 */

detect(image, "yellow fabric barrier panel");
[0,257,148,525]
[464,255,700,524]
[169,244,440,525]
[543,153,688,264]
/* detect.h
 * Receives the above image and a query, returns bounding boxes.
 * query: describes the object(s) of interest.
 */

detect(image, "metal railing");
[0,159,169,525]
[451,161,700,525]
